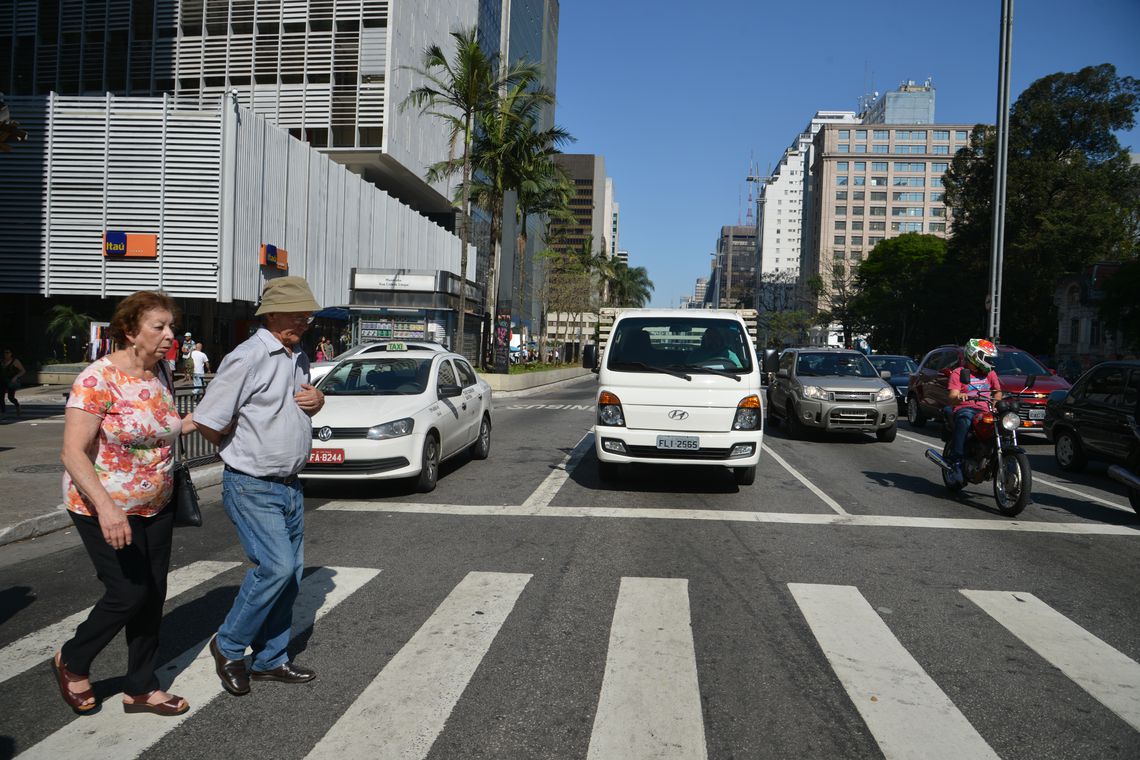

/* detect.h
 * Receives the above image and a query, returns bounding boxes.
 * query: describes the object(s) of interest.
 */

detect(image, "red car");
[906,344,1071,430]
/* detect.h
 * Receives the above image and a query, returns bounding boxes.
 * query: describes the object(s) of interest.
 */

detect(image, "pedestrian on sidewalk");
[55,290,196,717]
[1,348,26,416]
[190,342,210,395]
[191,276,325,697]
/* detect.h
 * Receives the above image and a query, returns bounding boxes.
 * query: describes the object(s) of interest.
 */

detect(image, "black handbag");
[160,362,202,528]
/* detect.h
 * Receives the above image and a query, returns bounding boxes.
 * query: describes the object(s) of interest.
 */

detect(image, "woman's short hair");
[109,291,180,347]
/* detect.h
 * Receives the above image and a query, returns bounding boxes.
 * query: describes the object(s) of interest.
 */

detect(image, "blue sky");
[552,0,1140,308]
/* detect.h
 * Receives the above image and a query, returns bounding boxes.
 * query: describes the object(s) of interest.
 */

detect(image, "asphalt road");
[1,376,1138,760]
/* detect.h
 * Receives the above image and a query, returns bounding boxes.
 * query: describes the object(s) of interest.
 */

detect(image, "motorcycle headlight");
[1000,411,1020,431]
[802,385,828,400]
[875,386,896,402]
[367,417,415,440]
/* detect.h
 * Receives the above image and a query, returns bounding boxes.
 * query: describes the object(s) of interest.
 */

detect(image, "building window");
[835,206,847,216]
[930,177,944,187]
[837,161,849,170]
[931,207,946,217]
[854,176,866,186]
[873,129,889,140]
[871,161,887,171]
[854,144,867,153]
[869,235,884,246]
[894,162,926,172]
[851,221,864,231]
[896,130,927,140]
[869,221,886,231]
[930,191,944,202]
[835,250,846,260]
[850,251,863,262]
[955,130,969,140]
[834,235,846,245]
[852,191,865,200]
[836,191,848,200]
[1070,318,1080,344]
[871,176,888,187]
[852,206,865,216]
[933,130,950,140]
[1091,320,1103,345]
[892,222,924,232]
[892,207,925,217]
[870,192,887,202]
[838,144,850,152]
[872,144,889,153]
[851,236,864,246]
[932,162,949,172]
[870,206,887,216]
[892,192,924,202]
[933,145,950,154]
[928,222,947,232]
[856,130,867,140]
[893,176,925,187]
[835,221,847,230]
[836,175,849,185]
[854,162,866,171]
[838,130,850,139]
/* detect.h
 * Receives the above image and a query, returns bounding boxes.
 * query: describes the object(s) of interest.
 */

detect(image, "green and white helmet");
[965,338,997,373]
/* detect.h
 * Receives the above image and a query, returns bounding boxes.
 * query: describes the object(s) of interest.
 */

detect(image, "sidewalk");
[0,371,594,548]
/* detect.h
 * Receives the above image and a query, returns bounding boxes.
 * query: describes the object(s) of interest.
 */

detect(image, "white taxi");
[302,343,492,491]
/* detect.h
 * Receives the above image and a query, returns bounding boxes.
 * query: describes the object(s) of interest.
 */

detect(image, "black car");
[1044,360,1140,513]
[868,354,917,413]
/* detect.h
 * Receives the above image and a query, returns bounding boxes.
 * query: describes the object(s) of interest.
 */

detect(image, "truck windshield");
[606,317,753,374]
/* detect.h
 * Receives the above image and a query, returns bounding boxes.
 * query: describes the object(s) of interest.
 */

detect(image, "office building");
[708,225,757,308]
[550,154,610,255]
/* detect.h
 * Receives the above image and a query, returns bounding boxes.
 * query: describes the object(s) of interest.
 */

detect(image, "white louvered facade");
[1,93,469,309]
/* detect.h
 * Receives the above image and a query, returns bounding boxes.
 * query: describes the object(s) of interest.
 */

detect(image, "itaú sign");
[260,243,289,270]
[103,231,157,258]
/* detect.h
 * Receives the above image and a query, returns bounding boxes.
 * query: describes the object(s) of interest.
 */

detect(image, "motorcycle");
[924,372,1036,516]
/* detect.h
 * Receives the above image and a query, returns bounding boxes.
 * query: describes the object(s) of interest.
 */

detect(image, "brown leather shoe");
[209,635,250,696]
[123,691,190,716]
[250,661,316,684]
[52,652,97,714]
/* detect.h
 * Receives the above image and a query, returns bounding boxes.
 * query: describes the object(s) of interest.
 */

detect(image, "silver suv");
[765,348,898,441]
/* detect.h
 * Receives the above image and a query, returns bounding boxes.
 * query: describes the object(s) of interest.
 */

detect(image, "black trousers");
[60,504,174,695]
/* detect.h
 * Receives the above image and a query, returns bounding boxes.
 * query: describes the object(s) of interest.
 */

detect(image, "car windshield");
[318,357,432,395]
[995,351,1048,376]
[606,317,753,374]
[796,352,879,378]
[869,356,917,376]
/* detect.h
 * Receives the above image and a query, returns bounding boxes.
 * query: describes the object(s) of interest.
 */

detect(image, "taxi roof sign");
[385,342,407,352]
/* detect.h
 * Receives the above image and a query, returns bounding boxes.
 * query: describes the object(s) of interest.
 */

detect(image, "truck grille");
[830,391,875,403]
[625,445,733,460]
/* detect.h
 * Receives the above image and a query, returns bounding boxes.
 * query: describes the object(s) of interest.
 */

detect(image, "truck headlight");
[732,395,761,430]
[875,386,895,402]
[367,417,415,439]
[597,390,625,427]
[802,385,828,400]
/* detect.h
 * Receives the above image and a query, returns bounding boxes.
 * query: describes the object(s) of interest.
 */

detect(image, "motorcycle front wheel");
[994,450,1032,516]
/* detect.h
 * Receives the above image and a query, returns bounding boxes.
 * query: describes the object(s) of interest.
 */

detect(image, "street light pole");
[988,0,1014,343]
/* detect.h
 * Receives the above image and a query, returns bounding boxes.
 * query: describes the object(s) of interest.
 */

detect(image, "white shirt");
[190,349,208,375]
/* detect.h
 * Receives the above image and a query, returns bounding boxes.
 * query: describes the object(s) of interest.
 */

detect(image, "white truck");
[585,308,764,485]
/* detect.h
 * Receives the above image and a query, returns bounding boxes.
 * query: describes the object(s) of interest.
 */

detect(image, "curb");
[0,463,225,549]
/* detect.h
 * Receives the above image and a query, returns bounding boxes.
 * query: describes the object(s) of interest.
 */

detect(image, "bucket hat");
[255,276,321,316]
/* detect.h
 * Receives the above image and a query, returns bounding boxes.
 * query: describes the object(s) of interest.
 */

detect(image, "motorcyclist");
[946,338,1002,485]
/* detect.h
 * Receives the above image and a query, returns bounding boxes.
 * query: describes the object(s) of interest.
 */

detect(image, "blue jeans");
[951,407,980,463]
[216,469,305,671]
[192,373,205,394]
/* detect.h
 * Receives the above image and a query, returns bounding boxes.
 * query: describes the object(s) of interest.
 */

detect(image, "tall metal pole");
[987,0,1014,342]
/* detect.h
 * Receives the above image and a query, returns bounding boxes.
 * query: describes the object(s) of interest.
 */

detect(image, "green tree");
[516,167,574,325]
[1099,258,1140,351]
[46,304,92,361]
[401,27,534,357]
[943,64,1140,349]
[606,260,654,307]
[852,234,948,354]
[808,262,864,347]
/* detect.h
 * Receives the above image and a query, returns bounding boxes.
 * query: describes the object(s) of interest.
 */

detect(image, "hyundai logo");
[668,409,689,421]
[317,426,333,442]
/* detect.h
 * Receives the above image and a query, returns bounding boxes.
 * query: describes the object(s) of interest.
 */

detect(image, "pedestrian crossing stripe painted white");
[587,577,707,760]
[305,571,531,760]
[789,583,1001,760]
[521,433,593,510]
[319,501,1140,537]
[17,566,379,760]
[962,590,1140,732]
[0,560,241,685]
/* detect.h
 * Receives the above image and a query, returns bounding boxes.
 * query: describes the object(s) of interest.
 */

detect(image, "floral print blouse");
[63,357,182,517]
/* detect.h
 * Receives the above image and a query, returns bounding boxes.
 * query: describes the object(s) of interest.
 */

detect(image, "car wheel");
[471,415,491,460]
[1053,429,1087,472]
[734,466,756,486]
[876,423,897,443]
[786,403,807,440]
[415,434,440,492]
[907,396,927,428]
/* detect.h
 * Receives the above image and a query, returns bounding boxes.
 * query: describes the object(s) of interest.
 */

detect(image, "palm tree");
[607,261,655,308]
[46,304,93,361]
[401,27,527,357]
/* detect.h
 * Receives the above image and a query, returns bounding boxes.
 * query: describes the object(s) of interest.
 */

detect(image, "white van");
[586,308,764,485]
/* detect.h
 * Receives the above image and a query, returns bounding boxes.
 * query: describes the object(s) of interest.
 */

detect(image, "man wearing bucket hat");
[190,275,325,696]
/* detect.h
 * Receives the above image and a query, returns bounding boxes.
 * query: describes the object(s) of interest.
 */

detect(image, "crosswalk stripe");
[789,583,1000,760]
[0,560,240,685]
[17,566,379,760]
[305,571,531,760]
[587,577,707,760]
[962,590,1140,731]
